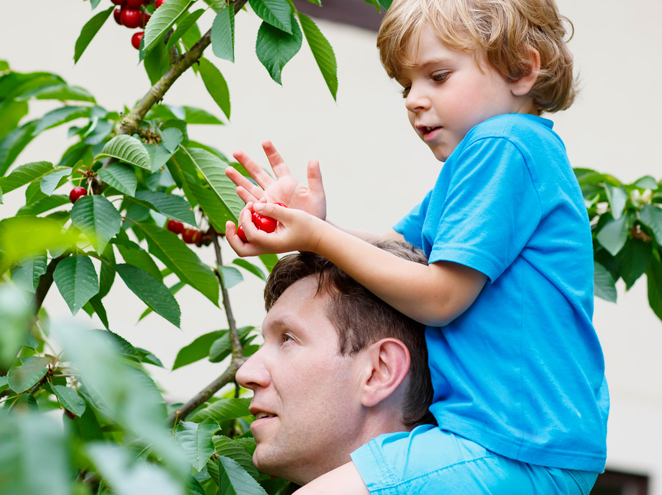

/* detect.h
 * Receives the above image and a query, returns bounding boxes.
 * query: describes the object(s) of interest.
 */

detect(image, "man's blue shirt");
[394,114,609,472]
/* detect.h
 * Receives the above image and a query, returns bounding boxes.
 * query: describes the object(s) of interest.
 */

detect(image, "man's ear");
[511,47,541,96]
[359,338,410,409]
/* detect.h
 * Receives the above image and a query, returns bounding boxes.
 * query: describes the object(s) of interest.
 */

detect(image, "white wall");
[1,0,661,491]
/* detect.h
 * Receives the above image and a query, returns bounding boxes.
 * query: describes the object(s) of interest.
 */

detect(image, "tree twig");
[212,232,242,359]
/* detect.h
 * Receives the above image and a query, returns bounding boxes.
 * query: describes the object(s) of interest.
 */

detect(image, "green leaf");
[0,99,29,142]
[0,412,71,495]
[0,160,53,194]
[616,239,653,290]
[136,190,196,226]
[593,261,617,303]
[52,385,86,417]
[0,285,33,368]
[604,184,628,220]
[40,168,72,195]
[219,265,243,289]
[596,215,629,256]
[259,253,279,272]
[640,205,662,245]
[7,356,52,393]
[99,242,117,298]
[87,443,185,495]
[0,120,39,176]
[217,456,269,495]
[199,58,231,120]
[186,476,206,495]
[190,398,251,423]
[256,17,303,84]
[144,39,171,86]
[98,162,137,196]
[148,104,223,125]
[103,329,164,367]
[11,252,48,292]
[167,9,206,52]
[634,175,658,190]
[175,419,219,471]
[71,194,122,254]
[17,83,96,104]
[298,13,338,100]
[145,143,175,172]
[208,326,254,363]
[16,194,69,216]
[132,223,219,305]
[97,135,152,170]
[211,6,235,62]
[34,105,92,135]
[249,0,292,34]
[172,330,226,370]
[88,294,110,329]
[233,258,266,280]
[212,435,260,480]
[74,7,114,63]
[138,281,184,322]
[143,0,194,56]
[160,127,184,153]
[647,252,662,321]
[116,263,181,328]
[53,255,100,315]
[113,236,162,280]
[184,146,243,220]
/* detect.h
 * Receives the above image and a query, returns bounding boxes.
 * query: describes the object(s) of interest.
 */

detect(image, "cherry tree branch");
[212,232,243,360]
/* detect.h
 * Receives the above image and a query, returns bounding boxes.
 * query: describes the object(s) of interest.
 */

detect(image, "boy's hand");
[226,140,327,221]
[225,202,326,256]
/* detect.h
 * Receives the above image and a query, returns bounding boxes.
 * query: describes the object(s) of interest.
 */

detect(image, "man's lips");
[249,405,278,424]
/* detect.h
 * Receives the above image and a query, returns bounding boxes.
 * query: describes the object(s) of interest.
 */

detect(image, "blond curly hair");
[377,0,577,113]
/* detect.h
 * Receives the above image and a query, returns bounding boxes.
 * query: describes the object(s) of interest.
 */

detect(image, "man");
[236,240,435,487]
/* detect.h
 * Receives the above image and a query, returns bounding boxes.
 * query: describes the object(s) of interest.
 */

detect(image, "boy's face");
[398,23,536,161]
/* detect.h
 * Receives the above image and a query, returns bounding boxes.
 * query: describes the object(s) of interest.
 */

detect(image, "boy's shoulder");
[465,113,564,151]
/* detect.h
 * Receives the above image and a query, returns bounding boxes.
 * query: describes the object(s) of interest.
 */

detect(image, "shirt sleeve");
[429,137,542,282]
[393,189,433,250]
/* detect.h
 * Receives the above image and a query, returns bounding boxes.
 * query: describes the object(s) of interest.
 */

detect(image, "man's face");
[236,276,368,485]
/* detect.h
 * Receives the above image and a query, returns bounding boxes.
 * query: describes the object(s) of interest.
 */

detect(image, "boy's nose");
[405,85,431,113]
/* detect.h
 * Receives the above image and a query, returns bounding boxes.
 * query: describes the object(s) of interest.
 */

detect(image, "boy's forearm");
[311,221,485,327]
[325,220,403,243]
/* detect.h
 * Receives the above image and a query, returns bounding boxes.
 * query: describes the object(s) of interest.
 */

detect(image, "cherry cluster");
[112,0,166,50]
[166,220,202,244]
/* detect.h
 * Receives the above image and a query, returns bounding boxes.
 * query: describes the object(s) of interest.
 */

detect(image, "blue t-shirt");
[394,114,609,472]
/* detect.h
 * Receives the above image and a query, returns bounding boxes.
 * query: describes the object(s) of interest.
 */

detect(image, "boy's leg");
[293,462,369,495]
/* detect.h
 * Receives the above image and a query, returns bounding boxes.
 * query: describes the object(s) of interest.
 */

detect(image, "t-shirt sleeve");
[429,137,542,282]
[393,189,433,250]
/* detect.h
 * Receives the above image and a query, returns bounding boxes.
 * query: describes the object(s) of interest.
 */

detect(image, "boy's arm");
[227,204,486,327]
[226,142,400,243]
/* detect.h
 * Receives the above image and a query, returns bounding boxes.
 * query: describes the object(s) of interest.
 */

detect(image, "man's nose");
[236,351,271,391]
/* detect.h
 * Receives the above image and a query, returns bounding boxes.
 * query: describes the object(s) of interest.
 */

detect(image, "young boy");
[224,0,609,493]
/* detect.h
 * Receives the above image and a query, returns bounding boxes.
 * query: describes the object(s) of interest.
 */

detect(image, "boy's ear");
[511,47,541,96]
[358,338,410,409]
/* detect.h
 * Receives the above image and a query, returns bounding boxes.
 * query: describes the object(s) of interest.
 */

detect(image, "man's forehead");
[262,276,331,334]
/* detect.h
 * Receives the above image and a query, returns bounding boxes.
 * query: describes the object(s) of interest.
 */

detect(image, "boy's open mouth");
[417,125,442,140]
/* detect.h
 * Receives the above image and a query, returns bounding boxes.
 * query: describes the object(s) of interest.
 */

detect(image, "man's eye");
[282,333,295,344]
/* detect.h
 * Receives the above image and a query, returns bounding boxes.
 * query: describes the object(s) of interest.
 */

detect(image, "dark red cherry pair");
[112,0,153,49]
[166,220,201,245]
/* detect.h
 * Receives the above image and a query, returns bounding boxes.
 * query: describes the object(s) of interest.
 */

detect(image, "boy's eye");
[401,86,411,98]
[432,72,449,83]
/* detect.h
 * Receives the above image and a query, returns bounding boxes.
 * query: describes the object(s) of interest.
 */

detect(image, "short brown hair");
[377,0,577,113]
[264,240,435,428]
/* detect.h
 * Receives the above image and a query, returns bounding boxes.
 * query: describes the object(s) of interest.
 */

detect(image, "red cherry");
[64,410,76,420]
[166,219,184,235]
[274,202,288,208]
[182,229,201,244]
[131,31,144,50]
[121,8,142,28]
[111,0,126,5]
[69,187,87,204]
[126,0,144,7]
[113,6,124,24]
[252,211,277,233]
[237,225,247,242]
[155,0,165,8]
[141,12,151,27]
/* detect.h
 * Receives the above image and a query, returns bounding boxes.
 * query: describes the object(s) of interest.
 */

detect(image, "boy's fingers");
[262,140,292,179]
[236,186,258,205]
[226,167,264,202]
[306,159,324,194]
[232,149,275,190]
[253,202,290,222]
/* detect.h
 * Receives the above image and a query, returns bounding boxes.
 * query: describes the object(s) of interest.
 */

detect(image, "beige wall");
[1,0,661,491]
